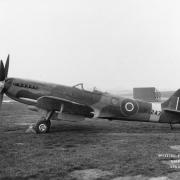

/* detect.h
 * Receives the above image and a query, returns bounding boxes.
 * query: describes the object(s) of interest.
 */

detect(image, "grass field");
[1,102,180,179]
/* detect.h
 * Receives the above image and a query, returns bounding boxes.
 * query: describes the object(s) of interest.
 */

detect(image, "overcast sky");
[0,0,180,91]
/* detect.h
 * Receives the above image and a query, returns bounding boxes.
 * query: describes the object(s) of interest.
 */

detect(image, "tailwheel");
[169,119,173,130]
[35,119,51,134]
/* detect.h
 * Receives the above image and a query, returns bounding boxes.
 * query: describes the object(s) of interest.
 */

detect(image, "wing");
[37,96,94,117]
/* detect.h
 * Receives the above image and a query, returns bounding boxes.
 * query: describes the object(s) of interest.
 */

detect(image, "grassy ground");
[0,102,180,179]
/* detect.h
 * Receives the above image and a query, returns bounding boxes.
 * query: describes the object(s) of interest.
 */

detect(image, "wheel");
[35,119,51,134]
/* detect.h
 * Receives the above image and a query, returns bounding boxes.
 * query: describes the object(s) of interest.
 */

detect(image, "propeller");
[5,54,9,79]
[0,55,10,110]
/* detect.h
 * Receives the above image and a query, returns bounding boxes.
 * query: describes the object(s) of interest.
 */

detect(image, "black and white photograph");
[1,0,180,179]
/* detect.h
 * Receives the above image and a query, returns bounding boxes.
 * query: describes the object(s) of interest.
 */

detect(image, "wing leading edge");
[37,96,94,118]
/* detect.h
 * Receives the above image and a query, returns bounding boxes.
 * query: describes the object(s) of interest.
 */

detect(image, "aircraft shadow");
[49,120,180,134]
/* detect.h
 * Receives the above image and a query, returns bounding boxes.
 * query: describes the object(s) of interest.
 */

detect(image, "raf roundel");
[120,99,139,116]
[125,102,134,112]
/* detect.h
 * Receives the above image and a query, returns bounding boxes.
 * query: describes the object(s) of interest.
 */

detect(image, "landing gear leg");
[169,119,173,130]
[35,111,54,134]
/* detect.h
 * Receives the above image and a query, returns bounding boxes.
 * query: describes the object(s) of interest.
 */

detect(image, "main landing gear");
[34,111,54,134]
[35,119,51,133]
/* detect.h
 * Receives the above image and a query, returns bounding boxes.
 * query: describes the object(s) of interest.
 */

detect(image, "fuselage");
[4,77,179,124]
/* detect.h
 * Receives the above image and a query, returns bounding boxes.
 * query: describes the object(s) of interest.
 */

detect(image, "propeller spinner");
[0,55,10,109]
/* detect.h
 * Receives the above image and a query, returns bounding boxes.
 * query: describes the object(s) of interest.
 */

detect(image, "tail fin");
[162,89,180,111]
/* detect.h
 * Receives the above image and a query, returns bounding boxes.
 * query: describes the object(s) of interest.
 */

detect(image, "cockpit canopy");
[73,83,84,90]
[72,83,103,94]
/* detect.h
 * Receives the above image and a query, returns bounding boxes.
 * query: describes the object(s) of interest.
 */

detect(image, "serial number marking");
[150,110,161,116]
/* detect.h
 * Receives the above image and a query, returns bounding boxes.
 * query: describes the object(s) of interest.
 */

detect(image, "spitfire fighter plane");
[0,55,180,133]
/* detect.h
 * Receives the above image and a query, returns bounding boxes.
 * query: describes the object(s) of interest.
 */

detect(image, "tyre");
[35,119,51,134]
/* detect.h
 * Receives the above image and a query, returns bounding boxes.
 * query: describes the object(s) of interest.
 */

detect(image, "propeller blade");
[5,55,9,78]
[0,92,3,110]
[0,61,5,81]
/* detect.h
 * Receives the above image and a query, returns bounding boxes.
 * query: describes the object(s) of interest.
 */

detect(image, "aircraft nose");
[4,78,13,92]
